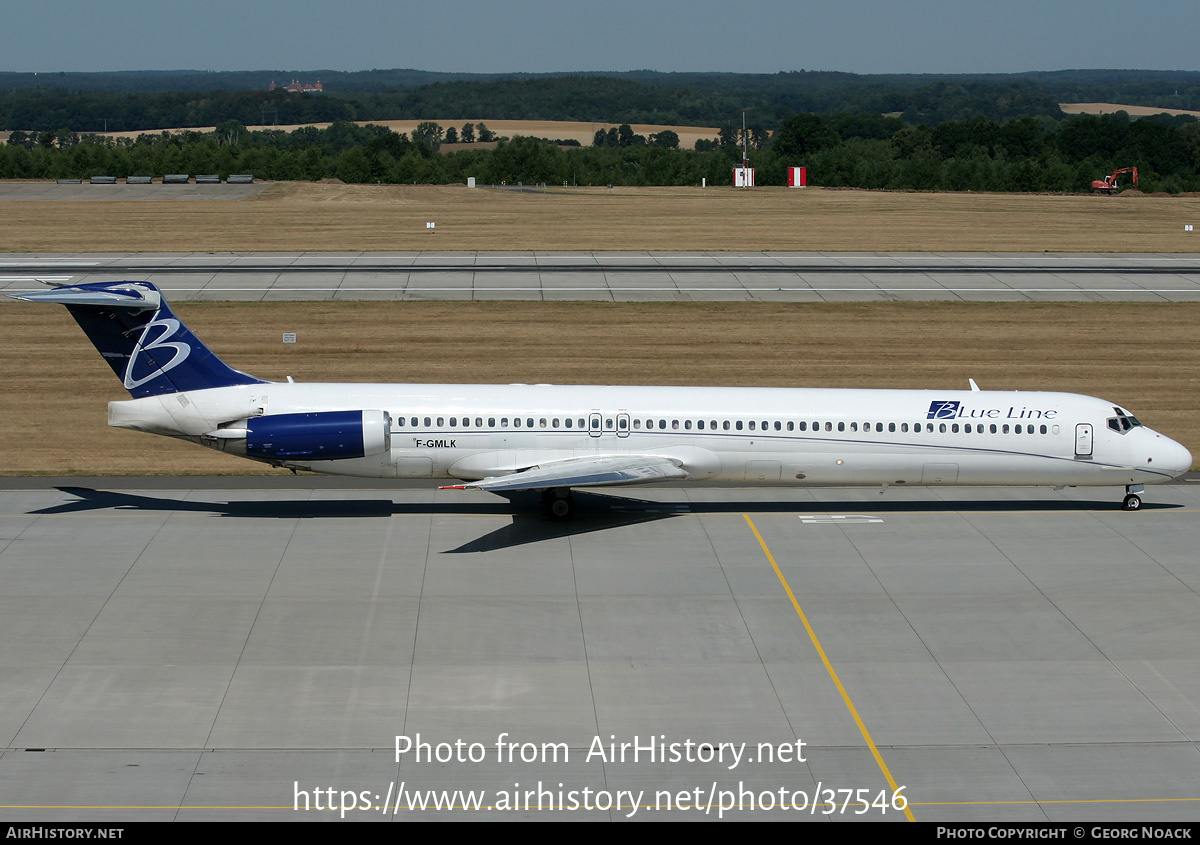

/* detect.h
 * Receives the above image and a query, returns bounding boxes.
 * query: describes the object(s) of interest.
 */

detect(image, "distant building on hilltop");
[269,79,324,93]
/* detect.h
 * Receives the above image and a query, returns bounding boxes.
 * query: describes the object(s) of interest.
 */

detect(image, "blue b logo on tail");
[124,318,193,391]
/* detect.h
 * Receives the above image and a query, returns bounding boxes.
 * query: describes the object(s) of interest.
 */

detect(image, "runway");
[1,480,1198,821]
[3,252,1200,301]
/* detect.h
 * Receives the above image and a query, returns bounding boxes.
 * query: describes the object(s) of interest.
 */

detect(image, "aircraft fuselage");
[107,382,1191,490]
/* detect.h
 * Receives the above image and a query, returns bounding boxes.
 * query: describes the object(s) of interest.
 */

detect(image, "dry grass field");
[1060,102,1200,119]
[1,183,1197,475]
[1,299,1197,475]
[1,182,1198,252]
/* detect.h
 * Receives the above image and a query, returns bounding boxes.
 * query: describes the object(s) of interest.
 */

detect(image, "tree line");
[4,112,1199,193]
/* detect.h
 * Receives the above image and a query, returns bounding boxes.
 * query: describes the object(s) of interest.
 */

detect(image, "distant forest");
[2,69,1199,192]
[2,67,1200,117]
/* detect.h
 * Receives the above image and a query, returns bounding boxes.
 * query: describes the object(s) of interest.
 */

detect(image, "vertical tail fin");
[10,281,265,397]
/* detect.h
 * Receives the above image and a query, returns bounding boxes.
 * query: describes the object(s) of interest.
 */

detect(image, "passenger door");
[1075,423,1093,457]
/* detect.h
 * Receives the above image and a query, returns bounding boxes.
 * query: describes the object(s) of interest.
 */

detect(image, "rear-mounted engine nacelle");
[246,410,391,460]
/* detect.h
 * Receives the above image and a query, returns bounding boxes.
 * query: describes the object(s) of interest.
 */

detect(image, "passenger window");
[888,423,896,432]
[787,421,794,431]
[514,418,521,428]
[723,421,730,430]
[1040,425,1047,434]
[850,422,858,432]
[965,423,972,433]
[837,422,845,432]
[618,418,627,430]
[424,417,432,426]
[775,421,782,431]
[1002,424,1010,434]
[437,417,444,426]
[749,421,756,431]
[825,422,833,432]
[736,421,744,431]
[489,418,496,427]
[902,423,909,433]
[685,420,692,430]
[939,423,947,433]
[799,421,807,431]
[527,418,534,428]
[990,424,997,433]
[952,424,959,433]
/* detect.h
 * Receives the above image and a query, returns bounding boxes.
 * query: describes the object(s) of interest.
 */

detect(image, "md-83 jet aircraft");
[13,281,1192,518]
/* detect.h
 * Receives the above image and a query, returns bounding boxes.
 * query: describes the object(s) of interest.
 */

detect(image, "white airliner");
[13,281,1192,518]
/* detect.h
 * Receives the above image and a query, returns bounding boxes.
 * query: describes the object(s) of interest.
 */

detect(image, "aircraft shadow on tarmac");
[30,487,1179,554]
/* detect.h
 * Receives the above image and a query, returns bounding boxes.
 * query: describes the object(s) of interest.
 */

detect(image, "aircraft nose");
[1169,440,1193,477]
[1152,435,1193,478]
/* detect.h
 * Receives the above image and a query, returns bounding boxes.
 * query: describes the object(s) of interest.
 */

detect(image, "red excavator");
[1092,167,1138,194]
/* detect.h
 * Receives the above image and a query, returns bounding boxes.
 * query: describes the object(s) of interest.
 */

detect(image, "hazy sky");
[2,0,1195,75]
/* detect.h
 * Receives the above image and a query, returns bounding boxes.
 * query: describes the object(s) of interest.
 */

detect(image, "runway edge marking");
[743,513,916,822]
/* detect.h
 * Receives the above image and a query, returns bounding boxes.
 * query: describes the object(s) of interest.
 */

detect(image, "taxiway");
[1,480,1198,821]
[3,251,1200,302]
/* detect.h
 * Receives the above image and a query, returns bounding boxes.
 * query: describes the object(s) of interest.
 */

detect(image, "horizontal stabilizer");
[10,284,162,309]
[444,454,690,492]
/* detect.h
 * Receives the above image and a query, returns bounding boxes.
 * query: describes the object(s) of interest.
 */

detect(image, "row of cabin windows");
[634,419,1053,434]
[396,416,587,429]
[393,416,1057,436]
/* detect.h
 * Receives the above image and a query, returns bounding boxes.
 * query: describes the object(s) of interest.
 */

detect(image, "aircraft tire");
[1122,493,1142,511]
[542,488,575,521]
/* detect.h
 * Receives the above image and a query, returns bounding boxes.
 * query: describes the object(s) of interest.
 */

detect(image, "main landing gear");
[541,487,576,521]
[1122,484,1144,511]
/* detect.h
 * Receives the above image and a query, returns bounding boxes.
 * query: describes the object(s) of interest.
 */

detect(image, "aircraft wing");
[443,455,690,492]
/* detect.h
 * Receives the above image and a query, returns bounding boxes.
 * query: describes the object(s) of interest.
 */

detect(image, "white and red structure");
[733,166,755,187]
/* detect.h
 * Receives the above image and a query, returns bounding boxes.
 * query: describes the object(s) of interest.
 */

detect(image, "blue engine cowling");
[246,410,391,460]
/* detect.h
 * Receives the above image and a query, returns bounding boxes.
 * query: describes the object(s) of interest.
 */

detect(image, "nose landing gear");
[1122,484,1144,511]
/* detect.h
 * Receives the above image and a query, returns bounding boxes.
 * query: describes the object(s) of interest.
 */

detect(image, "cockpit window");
[1107,407,1144,433]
